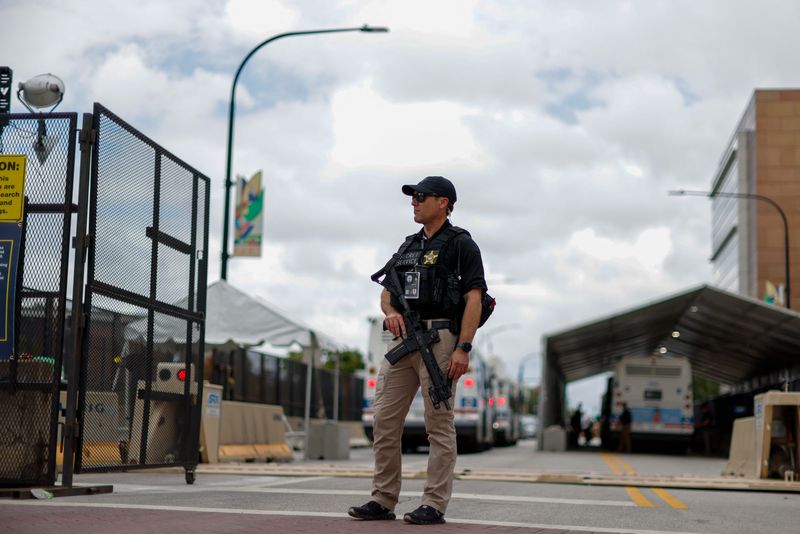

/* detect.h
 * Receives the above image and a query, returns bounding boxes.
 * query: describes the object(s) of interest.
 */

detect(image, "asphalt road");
[2,440,798,533]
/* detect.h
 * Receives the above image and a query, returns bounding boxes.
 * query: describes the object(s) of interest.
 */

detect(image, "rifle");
[371,262,453,410]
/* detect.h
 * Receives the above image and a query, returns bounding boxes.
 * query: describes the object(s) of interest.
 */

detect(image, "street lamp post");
[669,189,791,308]
[480,323,521,357]
[517,352,540,387]
[220,25,388,280]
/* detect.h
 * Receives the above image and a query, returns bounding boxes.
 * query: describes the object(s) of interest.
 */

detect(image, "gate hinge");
[71,233,93,251]
[79,127,97,148]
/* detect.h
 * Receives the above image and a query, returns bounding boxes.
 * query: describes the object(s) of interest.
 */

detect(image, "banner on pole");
[0,154,26,361]
[233,170,264,257]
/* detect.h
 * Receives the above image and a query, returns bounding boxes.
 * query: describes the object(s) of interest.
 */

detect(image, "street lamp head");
[668,189,713,198]
[360,25,390,32]
[17,73,65,112]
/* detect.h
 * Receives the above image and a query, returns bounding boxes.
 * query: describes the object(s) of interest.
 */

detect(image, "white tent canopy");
[124,279,343,352]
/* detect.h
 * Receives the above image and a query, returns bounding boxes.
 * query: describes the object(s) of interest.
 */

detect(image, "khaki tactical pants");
[370,322,457,514]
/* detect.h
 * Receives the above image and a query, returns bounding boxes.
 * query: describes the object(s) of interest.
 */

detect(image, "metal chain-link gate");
[0,104,209,487]
[75,104,209,481]
[0,112,77,487]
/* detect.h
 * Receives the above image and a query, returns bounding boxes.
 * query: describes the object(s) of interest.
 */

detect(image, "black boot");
[403,505,445,525]
[347,500,396,520]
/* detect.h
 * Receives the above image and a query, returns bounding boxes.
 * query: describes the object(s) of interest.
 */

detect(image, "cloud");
[6,0,800,401]
[330,81,481,168]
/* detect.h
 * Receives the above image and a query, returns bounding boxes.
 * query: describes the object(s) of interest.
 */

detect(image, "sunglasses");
[412,192,439,202]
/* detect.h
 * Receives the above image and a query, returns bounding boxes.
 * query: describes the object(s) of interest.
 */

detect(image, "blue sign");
[461,397,478,408]
[0,223,20,361]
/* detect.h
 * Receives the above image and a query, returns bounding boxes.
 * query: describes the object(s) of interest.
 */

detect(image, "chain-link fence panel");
[217,349,364,421]
[0,112,77,486]
[77,104,209,473]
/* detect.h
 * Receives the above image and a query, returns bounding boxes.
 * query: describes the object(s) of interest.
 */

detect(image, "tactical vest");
[388,226,468,318]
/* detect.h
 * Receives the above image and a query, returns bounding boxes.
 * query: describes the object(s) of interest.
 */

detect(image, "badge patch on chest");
[423,250,439,265]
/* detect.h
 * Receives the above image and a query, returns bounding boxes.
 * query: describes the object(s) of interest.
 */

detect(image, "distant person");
[618,402,632,453]
[698,403,715,456]
[569,403,583,448]
[584,416,596,446]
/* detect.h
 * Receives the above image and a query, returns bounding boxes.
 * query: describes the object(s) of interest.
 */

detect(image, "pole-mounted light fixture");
[17,73,65,112]
[669,189,791,308]
[16,73,66,164]
[220,25,389,280]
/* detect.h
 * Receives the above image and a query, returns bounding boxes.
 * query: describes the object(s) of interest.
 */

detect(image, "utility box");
[306,421,350,460]
[754,391,800,480]
[128,363,197,465]
[199,382,222,463]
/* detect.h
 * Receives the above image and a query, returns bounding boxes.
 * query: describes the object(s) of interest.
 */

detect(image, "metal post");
[302,334,317,458]
[220,25,388,280]
[333,350,340,421]
[61,112,94,487]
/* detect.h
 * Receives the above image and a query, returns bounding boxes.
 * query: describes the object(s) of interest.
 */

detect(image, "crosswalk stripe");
[107,484,635,507]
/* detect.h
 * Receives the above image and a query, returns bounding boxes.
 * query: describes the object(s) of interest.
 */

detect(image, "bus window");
[644,389,662,401]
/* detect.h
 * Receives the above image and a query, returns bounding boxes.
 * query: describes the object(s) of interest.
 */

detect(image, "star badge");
[423,250,439,265]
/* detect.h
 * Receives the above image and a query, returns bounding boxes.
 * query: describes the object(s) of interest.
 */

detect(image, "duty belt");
[424,319,451,330]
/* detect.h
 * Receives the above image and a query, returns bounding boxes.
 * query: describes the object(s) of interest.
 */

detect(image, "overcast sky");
[5,0,800,414]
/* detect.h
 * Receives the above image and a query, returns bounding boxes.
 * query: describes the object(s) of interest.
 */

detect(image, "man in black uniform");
[348,176,487,525]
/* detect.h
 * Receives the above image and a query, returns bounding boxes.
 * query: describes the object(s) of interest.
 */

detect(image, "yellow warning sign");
[0,155,26,222]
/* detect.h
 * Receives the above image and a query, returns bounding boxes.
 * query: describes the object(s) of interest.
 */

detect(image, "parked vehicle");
[520,414,538,439]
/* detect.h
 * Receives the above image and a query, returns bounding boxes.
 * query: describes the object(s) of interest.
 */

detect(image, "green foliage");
[523,386,539,414]
[692,375,720,403]
[323,349,365,374]
[287,348,365,375]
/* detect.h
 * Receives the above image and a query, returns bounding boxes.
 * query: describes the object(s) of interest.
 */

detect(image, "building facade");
[711,89,800,307]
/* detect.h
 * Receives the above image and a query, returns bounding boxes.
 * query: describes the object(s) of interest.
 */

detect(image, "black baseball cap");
[402,176,457,203]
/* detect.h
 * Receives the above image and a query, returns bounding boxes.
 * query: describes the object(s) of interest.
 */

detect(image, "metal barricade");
[0,112,77,487]
[75,104,209,483]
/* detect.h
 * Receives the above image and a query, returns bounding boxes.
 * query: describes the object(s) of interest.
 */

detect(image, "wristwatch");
[457,341,472,353]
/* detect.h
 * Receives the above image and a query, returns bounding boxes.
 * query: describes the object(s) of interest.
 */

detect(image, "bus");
[601,355,694,449]
[362,317,494,453]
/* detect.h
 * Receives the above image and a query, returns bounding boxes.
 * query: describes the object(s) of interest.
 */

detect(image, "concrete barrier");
[286,417,370,449]
[542,425,567,452]
[306,421,350,460]
[723,416,756,478]
[344,421,371,448]
[214,401,292,462]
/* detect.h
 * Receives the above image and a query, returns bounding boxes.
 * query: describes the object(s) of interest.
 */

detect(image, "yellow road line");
[600,452,623,474]
[625,487,657,507]
[603,453,675,508]
[650,487,688,509]
[599,453,690,510]
[612,455,637,475]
